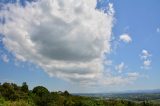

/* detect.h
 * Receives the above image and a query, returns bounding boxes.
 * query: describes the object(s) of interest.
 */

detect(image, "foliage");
[21,82,29,93]
[0,82,160,106]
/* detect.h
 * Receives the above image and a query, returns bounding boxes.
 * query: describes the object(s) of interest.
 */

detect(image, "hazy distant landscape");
[74,91,160,103]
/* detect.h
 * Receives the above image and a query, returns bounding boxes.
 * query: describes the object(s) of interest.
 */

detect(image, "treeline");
[0,82,159,106]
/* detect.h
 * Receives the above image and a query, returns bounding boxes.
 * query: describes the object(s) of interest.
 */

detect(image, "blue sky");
[110,0,160,89]
[0,0,160,93]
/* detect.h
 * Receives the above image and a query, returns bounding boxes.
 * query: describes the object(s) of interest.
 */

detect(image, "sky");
[0,0,160,93]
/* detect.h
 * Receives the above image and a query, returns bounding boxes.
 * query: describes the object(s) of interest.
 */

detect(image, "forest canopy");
[0,82,159,106]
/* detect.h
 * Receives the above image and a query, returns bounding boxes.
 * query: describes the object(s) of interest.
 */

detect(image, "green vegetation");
[0,82,160,106]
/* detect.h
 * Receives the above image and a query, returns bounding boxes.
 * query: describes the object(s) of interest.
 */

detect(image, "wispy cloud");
[119,34,132,43]
[140,49,152,69]
[115,62,126,73]
[1,54,9,63]
[140,49,152,60]
[157,27,160,33]
[142,60,151,70]
[127,72,139,78]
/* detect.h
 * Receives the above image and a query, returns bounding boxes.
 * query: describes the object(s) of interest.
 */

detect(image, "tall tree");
[21,82,29,93]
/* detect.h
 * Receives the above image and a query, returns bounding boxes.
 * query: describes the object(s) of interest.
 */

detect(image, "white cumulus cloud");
[1,54,9,63]
[115,62,126,73]
[119,34,132,43]
[141,49,151,60]
[0,0,138,86]
[140,49,152,70]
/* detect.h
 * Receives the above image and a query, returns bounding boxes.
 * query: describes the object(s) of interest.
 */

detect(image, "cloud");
[144,60,151,66]
[0,0,138,86]
[97,72,140,86]
[119,34,132,43]
[140,49,152,69]
[157,28,160,33]
[103,60,112,66]
[142,60,151,69]
[141,49,151,60]
[115,62,126,73]
[1,54,9,63]
[126,72,139,82]
[127,72,139,78]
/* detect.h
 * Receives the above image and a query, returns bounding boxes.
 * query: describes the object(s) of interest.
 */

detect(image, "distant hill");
[72,89,160,100]
[121,89,160,94]
[73,89,160,96]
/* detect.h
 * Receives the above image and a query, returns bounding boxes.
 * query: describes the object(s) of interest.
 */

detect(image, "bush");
[0,96,5,105]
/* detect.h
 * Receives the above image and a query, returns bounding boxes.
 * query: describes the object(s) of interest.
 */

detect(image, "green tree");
[1,83,19,101]
[21,82,29,93]
[32,86,51,106]
[32,86,49,97]
[64,90,70,96]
